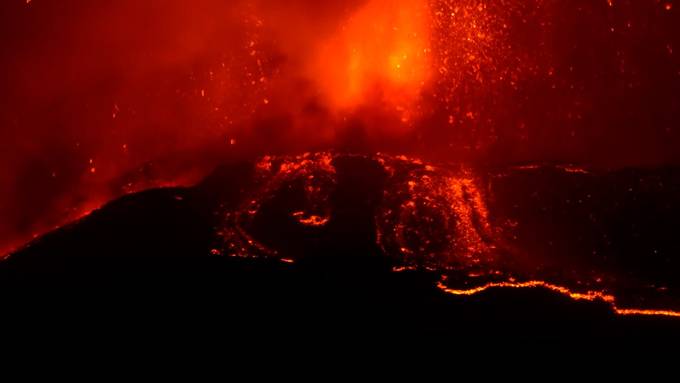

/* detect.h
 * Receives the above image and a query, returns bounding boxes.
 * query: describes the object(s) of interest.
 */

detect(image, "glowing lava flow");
[436,280,680,318]
[291,212,330,227]
[217,152,336,259]
[214,152,680,320]
[6,152,680,320]
[376,154,498,269]
[436,279,615,302]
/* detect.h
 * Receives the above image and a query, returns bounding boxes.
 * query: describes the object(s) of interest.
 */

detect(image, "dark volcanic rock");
[2,154,680,341]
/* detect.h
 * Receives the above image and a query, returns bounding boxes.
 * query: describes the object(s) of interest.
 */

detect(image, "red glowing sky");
[1,0,679,254]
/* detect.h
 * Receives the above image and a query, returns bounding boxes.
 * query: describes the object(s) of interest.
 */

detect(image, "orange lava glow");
[4,0,680,256]
[292,212,331,227]
[220,152,337,259]
[437,279,615,303]
[312,0,432,118]
[436,280,680,318]
[219,152,680,320]
[376,154,496,269]
[3,1,680,324]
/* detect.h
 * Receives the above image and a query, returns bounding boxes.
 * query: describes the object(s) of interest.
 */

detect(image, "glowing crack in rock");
[436,280,680,318]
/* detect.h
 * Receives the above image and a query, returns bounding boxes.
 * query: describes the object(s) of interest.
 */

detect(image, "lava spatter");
[214,152,680,318]
[375,153,498,270]
[218,152,336,259]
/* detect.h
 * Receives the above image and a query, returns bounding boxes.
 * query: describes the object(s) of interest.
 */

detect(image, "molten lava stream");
[214,153,680,319]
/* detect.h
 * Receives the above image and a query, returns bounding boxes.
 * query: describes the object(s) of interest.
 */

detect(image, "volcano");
[3,153,680,340]
[3,0,680,343]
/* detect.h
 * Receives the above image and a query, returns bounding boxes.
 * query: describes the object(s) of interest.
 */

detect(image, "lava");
[2,1,680,322]
[3,0,680,255]
[436,280,680,318]
[218,152,336,259]
[312,0,432,115]
[376,154,497,268]
[211,152,680,318]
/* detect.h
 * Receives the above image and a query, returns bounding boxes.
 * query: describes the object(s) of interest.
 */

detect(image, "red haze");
[1,0,680,254]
